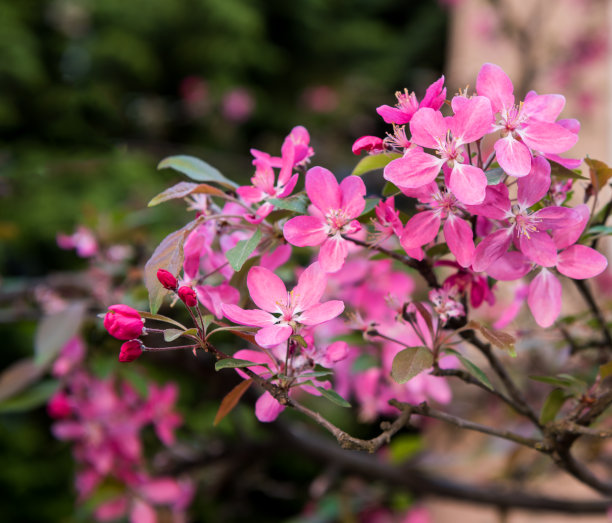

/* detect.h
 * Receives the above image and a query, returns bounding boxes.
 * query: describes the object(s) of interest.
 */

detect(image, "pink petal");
[277,173,299,198]
[283,216,327,247]
[465,183,511,220]
[352,136,385,155]
[494,135,532,177]
[339,175,367,218]
[384,149,443,189]
[557,244,608,279]
[545,154,582,170]
[255,391,285,422]
[260,244,292,271]
[444,215,475,268]
[486,251,531,281]
[518,231,558,267]
[233,349,275,378]
[324,341,349,364]
[533,206,580,230]
[293,262,327,311]
[528,269,562,328]
[130,500,156,523]
[376,104,414,125]
[277,141,295,186]
[300,300,345,326]
[196,283,240,319]
[472,228,513,272]
[255,324,293,347]
[421,75,446,110]
[450,95,493,144]
[221,304,275,327]
[319,235,348,273]
[305,166,341,213]
[520,121,578,154]
[409,107,448,149]
[140,479,183,504]
[476,63,514,113]
[523,92,565,122]
[552,204,589,249]
[448,163,487,205]
[517,156,551,207]
[236,185,265,203]
[400,211,441,249]
[247,266,287,313]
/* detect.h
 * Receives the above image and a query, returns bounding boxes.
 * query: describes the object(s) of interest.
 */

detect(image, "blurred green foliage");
[0,0,447,520]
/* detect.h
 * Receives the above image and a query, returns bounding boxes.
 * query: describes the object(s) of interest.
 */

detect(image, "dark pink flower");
[104,305,144,340]
[119,340,144,363]
[178,286,198,307]
[156,269,178,290]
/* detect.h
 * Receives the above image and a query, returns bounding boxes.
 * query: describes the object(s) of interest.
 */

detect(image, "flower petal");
[339,175,366,218]
[400,211,441,249]
[255,391,285,422]
[528,269,562,328]
[255,324,293,348]
[319,235,348,273]
[444,215,475,268]
[221,304,275,327]
[448,163,487,205]
[383,149,443,189]
[246,266,287,313]
[299,300,345,326]
[283,216,327,247]
[520,121,578,154]
[409,107,448,149]
[517,156,551,207]
[305,166,340,213]
[557,244,608,280]
[552,204,590,250]
[450,95,493,144]
[486,251,531,281]
[476,63,515,113]
[495,135,532,177]
[519,231,558,267]
[293,262,327,311]
[472,228,513,272]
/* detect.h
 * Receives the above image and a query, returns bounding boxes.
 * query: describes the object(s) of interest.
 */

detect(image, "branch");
[343,236,439,288]
[573,279,612,352]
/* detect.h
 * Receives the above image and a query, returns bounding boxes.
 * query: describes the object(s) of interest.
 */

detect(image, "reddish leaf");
[585,158,612,193]
[0,359,45,403]
[214,379,253,426]
[148,181,226,207]
[479,325,516,355]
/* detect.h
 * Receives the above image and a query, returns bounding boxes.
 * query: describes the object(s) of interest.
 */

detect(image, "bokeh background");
[1,0,610,521]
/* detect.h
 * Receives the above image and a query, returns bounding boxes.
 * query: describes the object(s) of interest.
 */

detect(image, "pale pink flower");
[384,96,493,204]
[221,262,344,348]
[283,167,366,272]
[476,63,578,176]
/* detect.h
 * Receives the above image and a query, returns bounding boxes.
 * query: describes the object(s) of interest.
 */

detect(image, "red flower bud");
[157,269,178,290]
[119,340,144,363]
[178,286,198,307]
[47,391,72,419]
[103,304,144,340]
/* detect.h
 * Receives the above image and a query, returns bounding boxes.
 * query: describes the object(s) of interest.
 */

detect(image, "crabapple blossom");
[103,304,144,340]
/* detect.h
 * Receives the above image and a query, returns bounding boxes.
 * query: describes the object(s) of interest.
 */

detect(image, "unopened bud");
[119,340,144,363]
[157,269,178,291]
[178,286,198,307]
[104,304,144,340]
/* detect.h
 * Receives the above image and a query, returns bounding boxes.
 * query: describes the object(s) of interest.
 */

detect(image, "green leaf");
[382,181,400,197]
[352,353,379,372]
[389,434,423,464]
[426,243,450,258]
[0,380,60,413]
[390,347,434,384]
[485,167,505,185]
[148,181,226,207]
[296,370,333,379]
[588,225,612,236]
[215,358,265,371]
[529,375,575,388]
[163,328,198,342]
[540,388,568,424]
[225,229,262,272]
[158,155,238,188]
[549,161,587,181]
[292,334,308,348]
[315,386,351,408]
[144,219,200,313]
[351,153,402,176]
[35,301,87,366]
[360,197,380,217]
[139,311,187,330]
[444,348,494,390]
[268,194,309,214]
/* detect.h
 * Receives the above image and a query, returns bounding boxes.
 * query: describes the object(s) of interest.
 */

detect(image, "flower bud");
[119,340,144,363]
[47,391,72,419]
[104,304,144,340]
[157,269,178,291]
[178,286,198,307]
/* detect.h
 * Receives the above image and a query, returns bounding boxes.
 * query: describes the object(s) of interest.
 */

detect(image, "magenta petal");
[528,269,562,328]
[495,136,532,177]
[255,324,293,348]
[283,216,327,247]
[400,211,441,249]
[376,105,413,125]
[520,121,578,154]
[384,149,443,190]
[557,244,608,280]
[444,216,475,268]
[339,175,367,218]
[409,107,448,149]
[552,204,589,249]
[305,166,341,213]
[533,206,580,230]
[221,304,275,327]
[247,266,287,313]
[255,391,286,422]
[421,75,446,110]
[300,300,344,326]
[237,185,265,203]
[522,92,566,122]
[277,173,299,198]
[319,235,348,273]
[352,136,384,155]
[450,96,493,144]
[449,163,487,205]
[486,251,531,281]
[517,156,551,207]
[465,183,511,220]
[476,63,514,114]
[519,231,558,267]
[472,228,513,272]
[293,262,326,311]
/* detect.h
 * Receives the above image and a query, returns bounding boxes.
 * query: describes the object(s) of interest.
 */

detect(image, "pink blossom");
[352,135,385,155]
[284,167,366,272]
[57,226,98,258]
[384,96,493,204]
[222,87,254,122]
[221,262,344,348]
[476,63,578,176]
[104,304,144,340]
[376,76,446,125]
